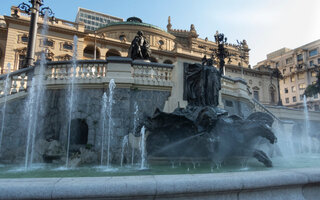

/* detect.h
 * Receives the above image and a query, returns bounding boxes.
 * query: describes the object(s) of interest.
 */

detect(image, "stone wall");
[0,87,170,164]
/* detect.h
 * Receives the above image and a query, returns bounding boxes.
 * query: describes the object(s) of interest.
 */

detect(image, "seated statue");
[128,31,151,60]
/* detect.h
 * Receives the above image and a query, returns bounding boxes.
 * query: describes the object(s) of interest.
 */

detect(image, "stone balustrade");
[0,58,174,101]
[0,67,30,98]
[46,60,108,84]
[132,60,173,87]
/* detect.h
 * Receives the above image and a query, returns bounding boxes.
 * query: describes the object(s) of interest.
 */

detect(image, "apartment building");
[254,39,320,110]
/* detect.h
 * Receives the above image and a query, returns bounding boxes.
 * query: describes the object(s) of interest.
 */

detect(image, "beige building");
[0,6,278,106]
[254,40,320,111]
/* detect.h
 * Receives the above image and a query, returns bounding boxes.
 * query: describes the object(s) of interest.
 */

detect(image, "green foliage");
[85,144,93,150]
[304,84,320,97]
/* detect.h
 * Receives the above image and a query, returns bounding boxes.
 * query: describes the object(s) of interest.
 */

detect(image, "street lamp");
[271,66,283,106]
[17,0,54,68]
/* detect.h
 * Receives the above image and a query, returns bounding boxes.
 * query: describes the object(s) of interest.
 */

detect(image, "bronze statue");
[128,31,151,60]
[185,55,222,107]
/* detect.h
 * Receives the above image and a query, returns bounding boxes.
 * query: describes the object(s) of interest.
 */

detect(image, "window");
[298,83,306,90]
[310,60,314,67]
[285,98,289,103]
[298,73,304,80]
[283,78,286,84]
[43,39,53,47]
[283,69,286,74]
[297,54,303,61]
[286,57,293,64]
[253,90,259,101]
[291,76,295,82]
[21,35,28,43]
[315,105,320,111]
[63,43,73,50]
[158,40,164,46]
[225,100,233,107]
[300,95,304,101]
[314,93,319,99]
[318,58,320,64]
[285,88,288,93]
[291,86,296,92]
[312,71,317,77]
[309,49,318,57]
[290,67,293,72]
[18,54,25,69]
[293,96,297,102]
[119,35,126,42]
[276,62,279,68]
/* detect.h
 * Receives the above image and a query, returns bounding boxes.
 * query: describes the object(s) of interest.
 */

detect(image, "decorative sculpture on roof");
[128,31,151,60]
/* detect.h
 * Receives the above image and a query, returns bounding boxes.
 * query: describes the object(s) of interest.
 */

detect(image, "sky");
[0,0,319,66]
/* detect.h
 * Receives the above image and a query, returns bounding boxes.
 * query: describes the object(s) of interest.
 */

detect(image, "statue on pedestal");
[128,31,151,60]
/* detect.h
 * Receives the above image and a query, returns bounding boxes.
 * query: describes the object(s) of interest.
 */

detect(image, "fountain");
[100,92,107,166]
[65,35,79,168]
[106,79,116,168]
[0,63,11,156]
[24,12,49,169]
[0,28,319,199]
[131,102,139,165]
[120,135,128,167]
[303,95,312,153]
[139,126,147,169]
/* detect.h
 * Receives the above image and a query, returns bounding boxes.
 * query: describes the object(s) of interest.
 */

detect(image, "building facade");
[254,40,320,110]
[0,6,278,106]
[75,8,123,31]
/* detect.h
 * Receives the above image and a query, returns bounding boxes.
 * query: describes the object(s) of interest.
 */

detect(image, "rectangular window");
[285,88,288,93]
[318,58,320,64]
[18,54,25,69]
[310,60,314,67]
[276,62,279,68]
[43,39,53,47]
[291,86,296,92]
[283,78,286,84]
[63,43,73,50]
[293,96,297,102]
[290,67,293,72]
[225,100,233,107]
[297,54,303,61]
[88,15,92,19]
[291,76,295,82]
[300,95,304,101]
[309,49,318,57]
[298,73,304,80]
[283,69,286,74]
[299,83,306,90]
[253,91,259,101]
[314,93,319,99]
[285,98,289,103]
[286,57,293,64]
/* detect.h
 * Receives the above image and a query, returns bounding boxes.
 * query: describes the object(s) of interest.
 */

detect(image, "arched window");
[70,118,88,145]
[163,59,173,64]
[83,45,101,59]
[106,49,121,58]
[150,56,158,63]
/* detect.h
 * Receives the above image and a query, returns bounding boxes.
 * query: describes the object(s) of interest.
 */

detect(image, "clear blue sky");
[1,0,319,66]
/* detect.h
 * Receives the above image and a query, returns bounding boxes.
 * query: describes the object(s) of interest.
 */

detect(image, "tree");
[304,65,320,97]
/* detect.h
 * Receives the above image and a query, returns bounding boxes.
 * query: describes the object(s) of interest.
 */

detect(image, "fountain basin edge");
[0,168,319,200]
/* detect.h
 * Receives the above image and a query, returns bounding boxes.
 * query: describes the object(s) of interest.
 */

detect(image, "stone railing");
[132,60,173,87]
[0,67,32,98]
[0,58,174,101]
[45,60,108,84]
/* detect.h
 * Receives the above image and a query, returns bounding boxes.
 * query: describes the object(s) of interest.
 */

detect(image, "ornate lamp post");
[213,32,232,75]
[271,66,283,106]
[17,0,54,68]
